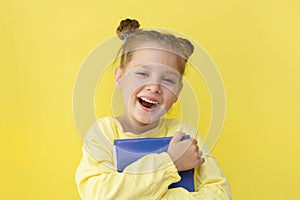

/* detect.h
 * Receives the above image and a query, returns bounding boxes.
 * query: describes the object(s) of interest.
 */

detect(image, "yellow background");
[1,0,299,199]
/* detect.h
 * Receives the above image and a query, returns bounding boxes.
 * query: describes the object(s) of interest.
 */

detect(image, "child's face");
[115,48,183,127]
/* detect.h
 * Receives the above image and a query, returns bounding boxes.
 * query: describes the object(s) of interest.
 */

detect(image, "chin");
[129,105,166,126]
[135,116,155,126]
[133,114,160,127]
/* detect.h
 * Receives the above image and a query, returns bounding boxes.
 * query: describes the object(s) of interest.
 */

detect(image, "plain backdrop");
[1,0,299,199]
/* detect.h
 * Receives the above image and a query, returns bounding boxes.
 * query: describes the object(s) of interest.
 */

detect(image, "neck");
[116,115,160,135]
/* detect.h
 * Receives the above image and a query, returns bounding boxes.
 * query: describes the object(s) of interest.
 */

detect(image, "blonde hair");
[116,19,194,75]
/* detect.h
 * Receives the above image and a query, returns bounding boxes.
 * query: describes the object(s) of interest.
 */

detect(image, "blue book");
[113,135,195,192]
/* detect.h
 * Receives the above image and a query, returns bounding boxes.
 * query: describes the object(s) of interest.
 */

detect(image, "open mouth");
[138,97,158,109]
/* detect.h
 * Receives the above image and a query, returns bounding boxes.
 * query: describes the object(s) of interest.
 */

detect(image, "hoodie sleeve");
[160,122,232,200]
[161,154,232,200]
[75,119,181,200]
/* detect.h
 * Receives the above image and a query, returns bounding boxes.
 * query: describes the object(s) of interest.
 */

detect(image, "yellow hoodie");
[76,116,232,200]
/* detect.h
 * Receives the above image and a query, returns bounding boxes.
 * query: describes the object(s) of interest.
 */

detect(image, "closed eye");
[135,72,149,76]
[163,78,175,84]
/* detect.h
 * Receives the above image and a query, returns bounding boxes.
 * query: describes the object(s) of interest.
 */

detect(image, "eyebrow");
[136,64,180,74]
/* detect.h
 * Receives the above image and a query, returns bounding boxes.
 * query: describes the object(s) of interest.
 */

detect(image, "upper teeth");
[140,97,158,104]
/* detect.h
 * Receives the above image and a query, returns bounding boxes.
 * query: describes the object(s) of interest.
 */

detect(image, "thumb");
[170,132,186,144]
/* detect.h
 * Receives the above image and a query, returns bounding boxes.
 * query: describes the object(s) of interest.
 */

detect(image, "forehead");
[126,48,180,72]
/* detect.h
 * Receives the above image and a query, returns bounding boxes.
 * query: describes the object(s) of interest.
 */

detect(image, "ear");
[174,82,183,102]
[114,67,124,88]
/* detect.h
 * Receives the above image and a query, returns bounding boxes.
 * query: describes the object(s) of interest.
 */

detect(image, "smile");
[138,96,158,109]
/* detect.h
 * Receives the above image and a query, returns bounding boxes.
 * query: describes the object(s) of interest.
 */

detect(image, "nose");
[145,82,162,93]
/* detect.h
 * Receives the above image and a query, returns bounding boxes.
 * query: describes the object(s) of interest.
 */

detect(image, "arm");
[161,154,232,200]
[76,146,180,200]
[163,132,232,200]
[75,118,182,200]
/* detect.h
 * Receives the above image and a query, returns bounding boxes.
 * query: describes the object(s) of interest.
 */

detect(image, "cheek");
[122,73,144,89]
[161,81,181,97]
[163,89,177,105]
[121,81,141,104]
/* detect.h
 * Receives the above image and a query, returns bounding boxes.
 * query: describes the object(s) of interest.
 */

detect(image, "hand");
[167,132,205,171]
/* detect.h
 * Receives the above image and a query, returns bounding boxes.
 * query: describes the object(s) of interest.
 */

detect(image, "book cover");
[113,135,195,192]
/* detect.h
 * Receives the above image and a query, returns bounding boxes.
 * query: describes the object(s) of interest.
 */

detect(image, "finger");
[199,157,205,164]
[195,144,199,151]
[196,152,205,164]
[199,151,203,157]
[171,132,186,143]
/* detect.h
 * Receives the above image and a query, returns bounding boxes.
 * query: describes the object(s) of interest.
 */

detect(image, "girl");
[76,19,232,200]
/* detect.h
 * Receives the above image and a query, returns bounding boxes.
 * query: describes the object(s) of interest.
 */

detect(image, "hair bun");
[116,19,140,40]
[178,37,194,59]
